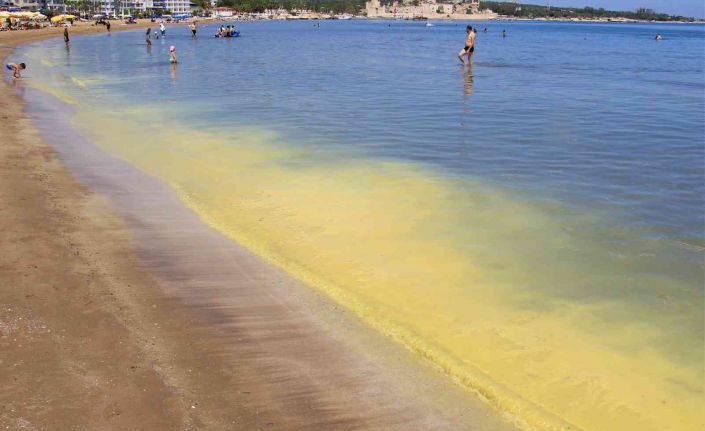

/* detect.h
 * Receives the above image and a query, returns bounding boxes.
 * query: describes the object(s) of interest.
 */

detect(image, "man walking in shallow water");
[458,25,476,65]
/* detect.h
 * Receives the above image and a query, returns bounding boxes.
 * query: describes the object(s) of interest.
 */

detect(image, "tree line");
[212,0,364,14]
[478,1,695,22]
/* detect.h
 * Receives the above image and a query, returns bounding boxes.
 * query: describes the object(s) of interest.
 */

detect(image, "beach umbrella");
[0,12,10,18]
[51,14,76,23]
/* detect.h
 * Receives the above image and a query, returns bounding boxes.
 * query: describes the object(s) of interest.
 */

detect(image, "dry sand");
[0,23,516,430]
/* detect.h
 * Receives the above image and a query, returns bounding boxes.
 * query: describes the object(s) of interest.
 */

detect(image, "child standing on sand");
[5,62,26,79]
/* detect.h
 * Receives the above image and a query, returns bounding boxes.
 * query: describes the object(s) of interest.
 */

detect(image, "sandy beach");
[0,22,516,430]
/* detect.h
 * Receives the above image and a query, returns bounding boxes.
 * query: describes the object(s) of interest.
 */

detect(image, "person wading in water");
[458,25,476,65]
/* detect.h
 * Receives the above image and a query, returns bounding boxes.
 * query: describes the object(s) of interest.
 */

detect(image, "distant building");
[13,0,40,10]
[164,0,191,14]
[214,7,233,17]
[2,0,191,15]
[366,0,494,19]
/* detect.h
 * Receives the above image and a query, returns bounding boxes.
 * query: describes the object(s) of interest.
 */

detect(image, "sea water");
[17,20,704,431]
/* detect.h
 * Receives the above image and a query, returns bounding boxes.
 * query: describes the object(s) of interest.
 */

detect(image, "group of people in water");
[6,22,670,79]
[216,25,239,38]
[144,22,169,46]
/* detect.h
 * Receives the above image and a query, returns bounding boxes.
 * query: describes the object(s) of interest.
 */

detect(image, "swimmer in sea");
[64,27,69,44]
[655,33,663,40]
[170,45,177,64]
[457,25,476,65]
[5,62,26,79]
[146,27,152,45]
[502,29,507,38]
[190,22,197,38]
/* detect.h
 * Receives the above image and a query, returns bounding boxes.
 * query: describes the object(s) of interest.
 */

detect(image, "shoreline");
[1,23,516,430]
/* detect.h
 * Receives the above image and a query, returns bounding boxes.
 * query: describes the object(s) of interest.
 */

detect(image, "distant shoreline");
[492,16,704,24]
[362,15,702,24]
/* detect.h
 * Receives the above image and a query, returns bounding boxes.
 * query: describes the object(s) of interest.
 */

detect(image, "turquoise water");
[18,20,705,431]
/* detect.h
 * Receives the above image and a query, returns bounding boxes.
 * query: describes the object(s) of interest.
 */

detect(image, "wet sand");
[0,24,516,430]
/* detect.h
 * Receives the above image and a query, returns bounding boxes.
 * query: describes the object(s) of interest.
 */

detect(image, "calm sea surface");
[19,20,705,431]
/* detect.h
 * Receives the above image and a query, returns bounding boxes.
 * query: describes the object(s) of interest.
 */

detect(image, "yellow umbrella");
[52,14,76,22]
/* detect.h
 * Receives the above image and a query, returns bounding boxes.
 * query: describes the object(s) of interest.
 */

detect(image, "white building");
[4,0,191,13]
[214,7,233,18]
[14,0,40,10]
[164,0,190,14]
[366,0,493,19]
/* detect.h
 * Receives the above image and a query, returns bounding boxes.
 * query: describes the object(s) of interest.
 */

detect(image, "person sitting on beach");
[5,62,26,79]
[458,25,476,65]
[170,46,177,64]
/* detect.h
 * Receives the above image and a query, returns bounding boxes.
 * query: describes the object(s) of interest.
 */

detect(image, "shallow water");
[18,20,705,431]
